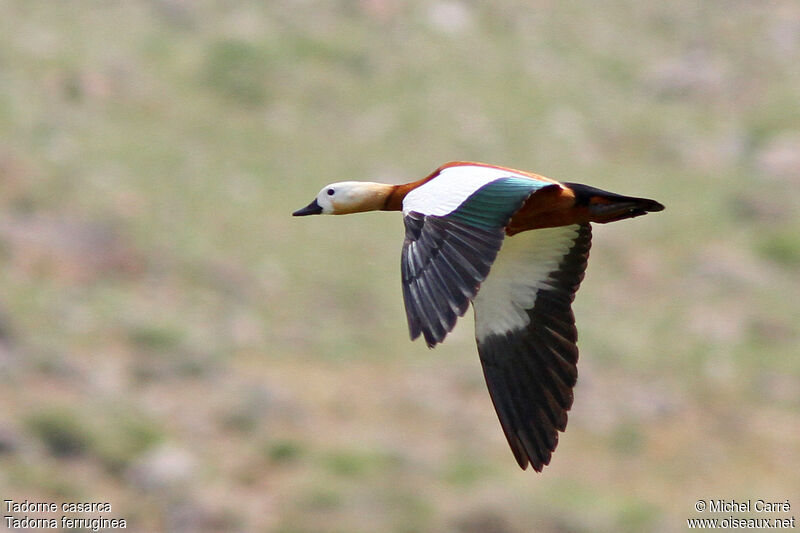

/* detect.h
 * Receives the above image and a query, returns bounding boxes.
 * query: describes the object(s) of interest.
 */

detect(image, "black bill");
[292,199,323,216]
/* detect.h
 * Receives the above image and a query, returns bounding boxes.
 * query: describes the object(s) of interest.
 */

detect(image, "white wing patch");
[473,225,580,340]
[403,164,551,216]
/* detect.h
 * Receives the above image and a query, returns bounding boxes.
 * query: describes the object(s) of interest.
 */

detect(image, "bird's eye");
[327,188,335,196]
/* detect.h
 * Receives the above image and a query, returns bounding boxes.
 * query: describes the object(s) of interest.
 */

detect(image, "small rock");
[756,132,800,182]
[0,426,21,455]
[427,1,474,35]
[127,445,196,492]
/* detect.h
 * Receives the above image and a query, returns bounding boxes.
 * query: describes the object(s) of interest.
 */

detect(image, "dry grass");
[0,1,798,532]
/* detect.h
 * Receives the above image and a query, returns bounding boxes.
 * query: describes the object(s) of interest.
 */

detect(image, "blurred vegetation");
[0,1,798,532]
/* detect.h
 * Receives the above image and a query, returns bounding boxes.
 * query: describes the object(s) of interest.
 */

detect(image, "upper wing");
[401,175,548,347]
[402,212,505,347]
[473,223,591,471]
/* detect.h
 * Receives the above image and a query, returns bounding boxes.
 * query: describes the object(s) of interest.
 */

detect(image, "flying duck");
[293,161,664,471]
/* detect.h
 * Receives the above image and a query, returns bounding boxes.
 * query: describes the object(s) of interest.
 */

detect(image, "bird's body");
[294,161,664,471]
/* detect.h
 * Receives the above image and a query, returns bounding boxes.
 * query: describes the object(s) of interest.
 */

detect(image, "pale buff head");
[293,182,393,216]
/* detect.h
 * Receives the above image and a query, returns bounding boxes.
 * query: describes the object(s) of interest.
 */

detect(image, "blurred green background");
[1,1,798,532]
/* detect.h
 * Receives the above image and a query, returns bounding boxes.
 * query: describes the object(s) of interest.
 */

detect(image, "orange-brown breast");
[506,185,590,235]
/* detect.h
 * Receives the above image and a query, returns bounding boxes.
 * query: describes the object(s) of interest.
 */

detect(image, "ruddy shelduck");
[294,161,664,471]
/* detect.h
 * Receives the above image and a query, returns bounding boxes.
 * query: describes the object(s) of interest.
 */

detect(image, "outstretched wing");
[401,174,549,347]
[473,223,591,471]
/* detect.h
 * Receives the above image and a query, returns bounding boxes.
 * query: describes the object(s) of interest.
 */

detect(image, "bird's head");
[293,181,393,216]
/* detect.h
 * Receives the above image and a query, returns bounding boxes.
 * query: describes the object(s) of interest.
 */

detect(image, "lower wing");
[473,224,591,470]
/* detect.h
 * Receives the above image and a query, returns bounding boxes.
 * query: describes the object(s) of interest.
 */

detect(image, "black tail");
[564,182,664,224]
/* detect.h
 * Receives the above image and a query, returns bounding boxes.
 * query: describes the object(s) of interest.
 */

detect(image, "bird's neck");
[381,172,441,211]
[332,182,395,214]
